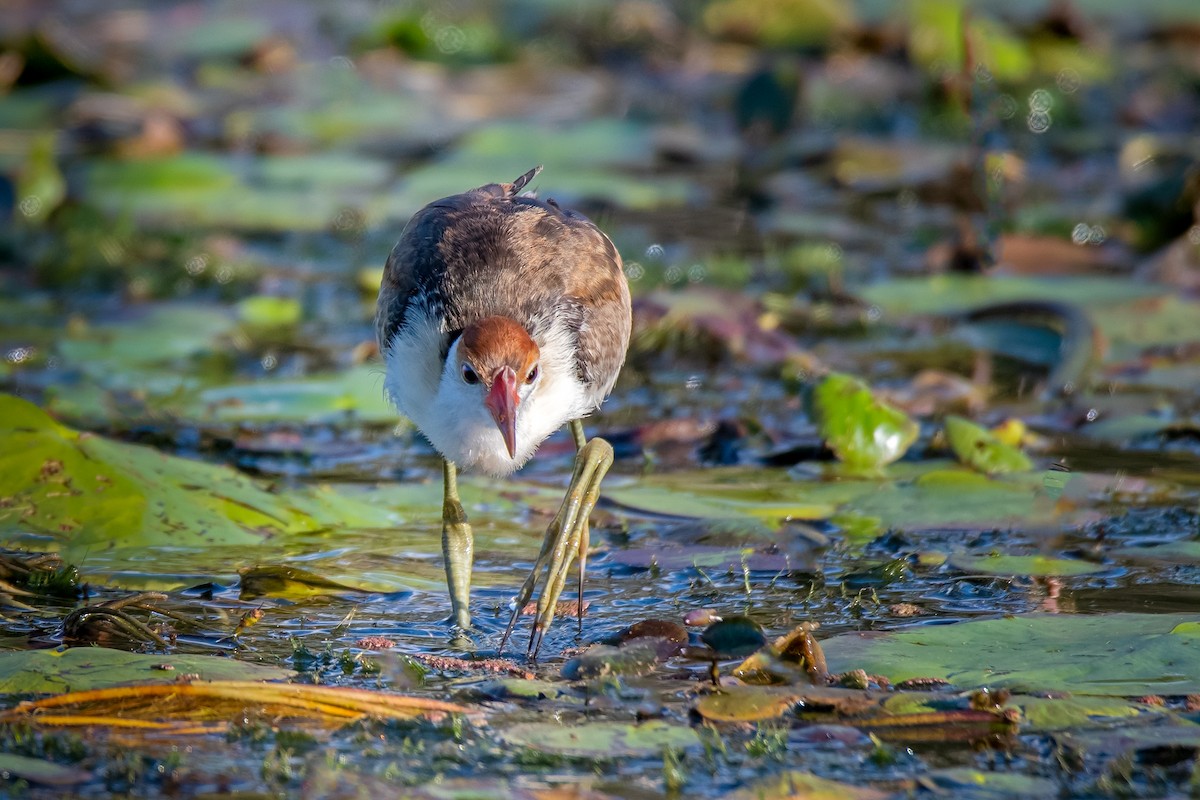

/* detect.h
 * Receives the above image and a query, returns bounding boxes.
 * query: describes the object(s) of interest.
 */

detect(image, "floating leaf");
[237,295,302,328]
[695,685,879,722]
[183,364,397,424]
[729,770,887,800]
[0,679,470,733]
[813,373,918,473]
[238,565,377,600]
[948,553,1106,577]
[1014,694,1154,731]
[823,613,1200,696]
[945,416,1034,475]
[922,768,1058,799]
[702,616,767,657]
[15,131,66,225]
[0,648,293,694]
[497,720,700,758]
[0,394,394,557]
[0,753,92,787]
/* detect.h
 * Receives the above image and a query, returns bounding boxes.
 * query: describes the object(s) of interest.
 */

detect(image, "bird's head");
[455,316,541,459]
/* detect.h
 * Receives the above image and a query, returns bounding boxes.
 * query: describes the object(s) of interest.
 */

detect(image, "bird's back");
[376,169,631,407]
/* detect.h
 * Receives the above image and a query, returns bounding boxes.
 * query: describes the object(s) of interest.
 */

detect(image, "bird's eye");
[461,364,479,385]
[526,366,539,384]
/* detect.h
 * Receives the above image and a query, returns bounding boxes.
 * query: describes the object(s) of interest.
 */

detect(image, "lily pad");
[944,416,1034,475]
[729,771,887,800]
[1013,694,1155,731]
[823,613,1200,696]
[923,768,1058,800]
[183,365,397,424]
[0,753,91,787]
[0,394,396,557]
[947,553,1107,577]
[813,373,918,473]
[497,720,700,758]
[0,647,293,694]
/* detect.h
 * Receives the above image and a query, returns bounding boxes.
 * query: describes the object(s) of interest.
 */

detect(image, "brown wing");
[375,167,544,354]
[376,167,631,404]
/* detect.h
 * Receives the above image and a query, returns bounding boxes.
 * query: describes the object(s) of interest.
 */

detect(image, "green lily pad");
[379,119,693,219]
[0,647,293,694]
[823,613,1200,696]
[0,753,92,787]
[15,131,66,226]
[693,686,804,722]
[944,416,1034,475]
[58,304,236,373]
[183,364,397,424]
[813,373,918,474]
[729,771,887,800]
[859,276,1164,318]
[237,295,302,328]
[0,394,394,557]
[497,720,700,759]
[1013,694,1155,731]
[923,768,1058,800]
[948,553,1106,577]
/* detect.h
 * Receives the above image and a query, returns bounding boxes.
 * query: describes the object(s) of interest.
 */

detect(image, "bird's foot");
[499,436,614,658]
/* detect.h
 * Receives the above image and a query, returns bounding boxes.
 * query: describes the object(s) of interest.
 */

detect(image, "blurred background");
[1,0,1199,471]
[4,4,1200,793]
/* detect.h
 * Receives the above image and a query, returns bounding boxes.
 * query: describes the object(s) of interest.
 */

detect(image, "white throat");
[383,313,591,477]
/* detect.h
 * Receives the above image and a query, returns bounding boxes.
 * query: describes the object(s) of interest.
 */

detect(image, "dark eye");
[525,365,539,384]
[461,364,479,385]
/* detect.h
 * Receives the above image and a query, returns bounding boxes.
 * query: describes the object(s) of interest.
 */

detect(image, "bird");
[375,166,631,656]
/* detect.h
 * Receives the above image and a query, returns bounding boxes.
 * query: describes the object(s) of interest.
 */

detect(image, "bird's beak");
[485,366,519,459]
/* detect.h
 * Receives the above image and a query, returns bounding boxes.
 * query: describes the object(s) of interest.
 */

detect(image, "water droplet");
[1056,68,1080,94]
[645,243,665,260]
[994,94,1018,120]
[624,261,645,281]
[687,263,706,283]
[1088,225,1106,245]
[328,55,354,71]
[6,346,32,364]
[1028,88,1054,113]
[1085,408,1098,422]
[1071,223,1091,245]
[435,25,466,54]
[1027,110,1052,134]
[974,64,993,83]
[664,265,682,284]
[18,195,42,217]
[185,254,208,276]
[866,305,882,322]
[1188,225,1200,246]
[262,353,278,371]
[685,375,702,390]
[216,266,234,284]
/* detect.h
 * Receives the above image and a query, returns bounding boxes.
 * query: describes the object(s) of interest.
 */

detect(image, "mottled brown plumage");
[375,167,631,413]
[374,167,630,649]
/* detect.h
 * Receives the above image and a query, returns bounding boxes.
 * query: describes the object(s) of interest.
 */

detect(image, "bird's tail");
[504,165,543,197]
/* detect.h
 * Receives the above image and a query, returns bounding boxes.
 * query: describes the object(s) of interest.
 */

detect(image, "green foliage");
[944,415,1034,475]
[0,647,292,694]
[813,373,918,474]
[824,613,1200,696]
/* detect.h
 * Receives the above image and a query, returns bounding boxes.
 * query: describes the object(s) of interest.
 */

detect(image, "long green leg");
[441,459,474,630]
[499,420,613,657]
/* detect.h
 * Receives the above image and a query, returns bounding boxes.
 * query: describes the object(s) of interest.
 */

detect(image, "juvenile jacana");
[375,166,631,655]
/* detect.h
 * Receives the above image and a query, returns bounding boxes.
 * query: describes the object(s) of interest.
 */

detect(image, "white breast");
[383,312,592,477]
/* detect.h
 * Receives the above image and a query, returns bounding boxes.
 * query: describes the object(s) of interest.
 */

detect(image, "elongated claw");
[499,433,613,658]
